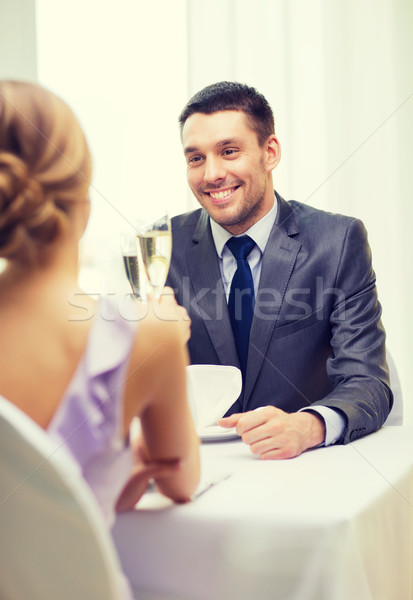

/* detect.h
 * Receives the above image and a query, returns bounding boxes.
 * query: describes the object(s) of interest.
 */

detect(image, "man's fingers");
[219,409,271,433]
[259,446,299,460]
[218,414,241,428]
[231,407,278,434]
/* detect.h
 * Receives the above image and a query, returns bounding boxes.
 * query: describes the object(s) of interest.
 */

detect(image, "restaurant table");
[113,426,413,600]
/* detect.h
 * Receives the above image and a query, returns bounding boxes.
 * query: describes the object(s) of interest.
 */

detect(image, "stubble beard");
[198,180,268,234]
[213,197,265,232]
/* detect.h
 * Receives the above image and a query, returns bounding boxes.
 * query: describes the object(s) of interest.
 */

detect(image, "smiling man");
[166,81,392,459]
[183,109,278,235]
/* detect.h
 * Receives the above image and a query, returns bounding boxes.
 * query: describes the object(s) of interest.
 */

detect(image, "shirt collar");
[210,195,278,258]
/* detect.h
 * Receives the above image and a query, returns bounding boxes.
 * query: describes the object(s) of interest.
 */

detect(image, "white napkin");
[186,364,242,430]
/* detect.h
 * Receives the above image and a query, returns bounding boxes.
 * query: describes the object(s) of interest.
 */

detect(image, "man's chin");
[206,206,238,225]
[209,211,251,234]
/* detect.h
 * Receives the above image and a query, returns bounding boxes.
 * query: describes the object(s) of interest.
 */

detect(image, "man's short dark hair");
[178,81,275,146]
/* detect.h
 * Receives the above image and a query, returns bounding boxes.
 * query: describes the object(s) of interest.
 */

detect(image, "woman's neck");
[0,241,81,304]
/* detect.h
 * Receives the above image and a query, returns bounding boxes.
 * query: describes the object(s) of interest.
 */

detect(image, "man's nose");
[203,156,225,183]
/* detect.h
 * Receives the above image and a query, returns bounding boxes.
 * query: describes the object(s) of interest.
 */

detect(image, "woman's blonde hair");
[0,81,92,264]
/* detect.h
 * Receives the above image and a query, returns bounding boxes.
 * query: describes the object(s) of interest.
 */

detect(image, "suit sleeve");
[314,218,393,443]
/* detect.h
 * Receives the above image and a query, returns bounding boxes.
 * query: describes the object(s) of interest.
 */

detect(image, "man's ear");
[265,135,281,172]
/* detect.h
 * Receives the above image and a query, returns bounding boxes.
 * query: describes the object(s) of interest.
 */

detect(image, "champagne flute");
[136,213,172,299]
[120,228,148,301]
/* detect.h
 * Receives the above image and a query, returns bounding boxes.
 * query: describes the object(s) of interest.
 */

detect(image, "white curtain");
[186,0,413,424]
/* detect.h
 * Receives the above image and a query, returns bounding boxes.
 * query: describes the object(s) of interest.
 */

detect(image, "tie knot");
[226,236,255,260]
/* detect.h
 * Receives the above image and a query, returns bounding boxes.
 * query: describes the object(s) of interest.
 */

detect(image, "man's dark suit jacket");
[166,193,392,443]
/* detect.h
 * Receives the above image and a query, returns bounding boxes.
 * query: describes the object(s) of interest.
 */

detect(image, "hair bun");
[0,81,92,264]
[0,151,30,200]
[0,151,63,261]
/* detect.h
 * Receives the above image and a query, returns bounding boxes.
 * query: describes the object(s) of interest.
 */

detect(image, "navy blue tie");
[226,236,255,378]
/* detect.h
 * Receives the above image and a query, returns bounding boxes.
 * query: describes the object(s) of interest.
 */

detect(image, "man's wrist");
[303,410,326,448]
[300,406,346,446]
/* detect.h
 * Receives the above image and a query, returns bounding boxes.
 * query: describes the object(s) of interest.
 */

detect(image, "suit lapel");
[243,196,301,406]
[185,198,301,407]
[186,211,240,368]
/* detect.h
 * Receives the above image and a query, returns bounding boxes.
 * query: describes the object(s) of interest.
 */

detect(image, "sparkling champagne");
[138,230,172,296]
[122,253,144,299]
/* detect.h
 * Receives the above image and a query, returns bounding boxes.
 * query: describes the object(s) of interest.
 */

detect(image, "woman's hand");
[115,443,181,512]
[154,286,191,344]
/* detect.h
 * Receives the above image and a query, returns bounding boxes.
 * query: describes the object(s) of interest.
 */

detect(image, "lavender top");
[48,297,138,529]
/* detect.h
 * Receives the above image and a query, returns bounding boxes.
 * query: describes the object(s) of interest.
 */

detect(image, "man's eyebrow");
[184,146,198,156]
[216,138,241,148]
[184,138,242,155]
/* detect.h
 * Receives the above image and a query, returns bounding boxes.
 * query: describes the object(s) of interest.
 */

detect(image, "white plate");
[198,426,240,443]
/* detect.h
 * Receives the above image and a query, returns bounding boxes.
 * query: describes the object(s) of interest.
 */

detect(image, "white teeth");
[210,188,235,200]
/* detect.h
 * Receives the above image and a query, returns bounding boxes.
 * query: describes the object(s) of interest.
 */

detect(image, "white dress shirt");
[209,196,346,446]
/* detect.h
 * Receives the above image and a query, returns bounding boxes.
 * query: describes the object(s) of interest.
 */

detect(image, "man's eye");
[222,148,237,157]
[188,155,203,164]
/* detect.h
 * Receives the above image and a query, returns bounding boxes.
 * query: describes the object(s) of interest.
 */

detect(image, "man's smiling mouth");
[207,186,239,200]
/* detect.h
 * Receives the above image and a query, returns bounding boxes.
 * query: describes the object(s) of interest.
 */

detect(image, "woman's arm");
[123,299,200,503]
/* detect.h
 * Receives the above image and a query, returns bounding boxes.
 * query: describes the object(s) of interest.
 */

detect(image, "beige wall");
[0,0,37,80]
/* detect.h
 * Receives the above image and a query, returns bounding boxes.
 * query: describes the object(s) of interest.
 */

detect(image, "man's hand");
[218,406,326,459]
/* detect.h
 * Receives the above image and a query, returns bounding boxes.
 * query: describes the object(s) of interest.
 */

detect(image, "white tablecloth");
[113,427,413,600]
